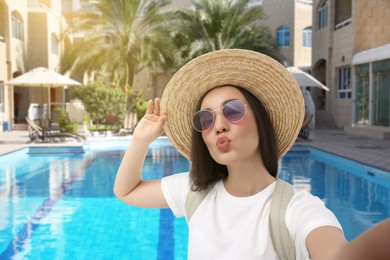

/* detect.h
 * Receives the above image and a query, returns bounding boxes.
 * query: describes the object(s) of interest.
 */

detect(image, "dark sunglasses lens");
[223,100,246,122]
[193,110,214,131]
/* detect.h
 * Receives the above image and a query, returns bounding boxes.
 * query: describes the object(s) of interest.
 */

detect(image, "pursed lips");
[216,136,231,151]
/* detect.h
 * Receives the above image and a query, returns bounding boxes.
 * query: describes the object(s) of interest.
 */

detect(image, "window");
[51,34,58,54]
[302,27,312,47]
[317,0,328,29]
[277,26,290,47]
[11,13,23,40]
[337,66,351,99]
[248,0,263,6]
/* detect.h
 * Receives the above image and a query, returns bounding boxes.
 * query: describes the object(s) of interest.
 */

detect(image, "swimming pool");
[0,138,389,259]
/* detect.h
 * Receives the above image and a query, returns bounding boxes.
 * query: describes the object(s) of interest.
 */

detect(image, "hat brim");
[160,49,304,160]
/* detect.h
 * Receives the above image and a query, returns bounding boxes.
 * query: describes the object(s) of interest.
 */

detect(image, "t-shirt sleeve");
[161,171,191,218]
[286,190,343,259]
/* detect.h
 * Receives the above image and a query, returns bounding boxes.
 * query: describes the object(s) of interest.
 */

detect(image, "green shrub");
[71,80,126,126]
[135,101,148,121]
[54,107,79,133]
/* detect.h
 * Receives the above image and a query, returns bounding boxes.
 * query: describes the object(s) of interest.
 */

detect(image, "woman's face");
[199,86,260,165]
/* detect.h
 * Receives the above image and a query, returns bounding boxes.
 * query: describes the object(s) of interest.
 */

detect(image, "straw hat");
[160,49,304,160]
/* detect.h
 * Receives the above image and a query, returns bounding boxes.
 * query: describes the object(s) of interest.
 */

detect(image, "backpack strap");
[269,178,296,260]
[185,185,213,222]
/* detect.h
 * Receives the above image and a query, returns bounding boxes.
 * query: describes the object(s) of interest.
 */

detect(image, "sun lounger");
[26,117,86,143]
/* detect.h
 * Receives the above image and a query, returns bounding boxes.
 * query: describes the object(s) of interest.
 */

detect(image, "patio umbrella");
[5,67,81,127]
[287,67,329,91]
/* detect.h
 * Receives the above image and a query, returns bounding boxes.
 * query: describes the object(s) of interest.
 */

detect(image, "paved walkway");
[1,129,390,172]
[0,130,131,156]
[296,129,390,172]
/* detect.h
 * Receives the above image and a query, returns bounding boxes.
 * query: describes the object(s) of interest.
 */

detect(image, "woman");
[114,49,387,259]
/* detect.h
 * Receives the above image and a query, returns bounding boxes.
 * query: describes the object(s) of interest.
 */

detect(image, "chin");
[210,152,237,165]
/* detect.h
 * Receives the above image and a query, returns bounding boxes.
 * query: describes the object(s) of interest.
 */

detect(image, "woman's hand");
[132,98,166,144]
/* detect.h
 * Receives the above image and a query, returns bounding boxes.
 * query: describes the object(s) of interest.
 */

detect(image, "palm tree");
[60,0,175,110]
[170,0,281,66]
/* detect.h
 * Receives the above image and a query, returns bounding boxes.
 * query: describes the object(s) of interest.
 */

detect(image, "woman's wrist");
[130,138,153,147]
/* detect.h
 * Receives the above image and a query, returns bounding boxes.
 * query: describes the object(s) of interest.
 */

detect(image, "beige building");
[260,0,313,68]
[140,0,314,101]
[167,0,313,69]
[0,1,28,130]
[312,0,390,138]
[0,0,70,130]
[1,0,315,131]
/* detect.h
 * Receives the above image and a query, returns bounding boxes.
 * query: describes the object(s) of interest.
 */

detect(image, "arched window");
[302,27,312,47]
[0,3,5,41]
[51,34,58,54]
[277,26,290,47]
[11,13,23,40]
[317,0,328,29]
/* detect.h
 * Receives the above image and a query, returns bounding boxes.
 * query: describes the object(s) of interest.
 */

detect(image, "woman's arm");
[113,98,168,208]
[306,226,347,260]
[333,218,390,260]
[306,218,390,260]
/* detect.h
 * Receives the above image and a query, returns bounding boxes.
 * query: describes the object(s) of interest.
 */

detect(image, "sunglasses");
[192,99,248,132]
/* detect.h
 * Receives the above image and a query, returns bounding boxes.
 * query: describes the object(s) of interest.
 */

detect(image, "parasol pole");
[48,86,51,128]
[40,84,45,128]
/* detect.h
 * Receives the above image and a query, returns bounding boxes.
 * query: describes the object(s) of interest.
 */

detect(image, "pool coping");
[1,129,390,173]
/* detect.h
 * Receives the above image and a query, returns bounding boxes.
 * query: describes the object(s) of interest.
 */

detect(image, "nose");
[213,111,229,134]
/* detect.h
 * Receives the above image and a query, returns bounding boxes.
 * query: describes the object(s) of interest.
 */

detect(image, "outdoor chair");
[119,112,137,136]
[26,117,86,143]
[298,109,313,140]
[102,115,120,135]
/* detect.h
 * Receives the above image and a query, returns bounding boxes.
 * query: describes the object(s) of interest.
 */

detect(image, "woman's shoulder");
[287,188,341,230]
[161,171,191,191]
[161,172,191,217]
[288,188,327,211]
[162,171,190,181]
[291,189,323,204]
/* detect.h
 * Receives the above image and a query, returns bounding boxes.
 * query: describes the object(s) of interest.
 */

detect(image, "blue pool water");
[0,138,389,259]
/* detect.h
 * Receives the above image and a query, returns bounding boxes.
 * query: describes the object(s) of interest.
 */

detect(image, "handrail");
[335,18,352,30]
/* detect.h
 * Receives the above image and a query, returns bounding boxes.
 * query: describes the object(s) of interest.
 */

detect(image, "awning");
[352,44,390,65]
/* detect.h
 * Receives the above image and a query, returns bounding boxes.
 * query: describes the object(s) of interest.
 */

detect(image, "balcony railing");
[335,18,352,30]
[296,0,313,5]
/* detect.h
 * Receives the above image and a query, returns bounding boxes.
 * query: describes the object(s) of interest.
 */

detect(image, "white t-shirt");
[161,172,342,260]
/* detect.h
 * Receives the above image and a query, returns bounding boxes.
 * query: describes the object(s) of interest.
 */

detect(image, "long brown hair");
[189,86,278,191]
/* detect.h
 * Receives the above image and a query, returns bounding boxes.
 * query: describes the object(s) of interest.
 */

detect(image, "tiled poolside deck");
[1,129,390,172]
[296,129,390,172]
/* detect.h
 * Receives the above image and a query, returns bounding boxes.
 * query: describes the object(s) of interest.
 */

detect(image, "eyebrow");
[202,99,237,110]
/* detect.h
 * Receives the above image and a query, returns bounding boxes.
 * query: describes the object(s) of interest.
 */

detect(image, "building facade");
[137,0,314,103]
[0,1,28,130]
[1,0,315,131]
[140,0,314,102]
[260,0,312,68]
[312,0,390,138]
[0,0,71,130]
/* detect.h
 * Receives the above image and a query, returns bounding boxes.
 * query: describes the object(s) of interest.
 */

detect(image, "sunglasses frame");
[192,99,248,132]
